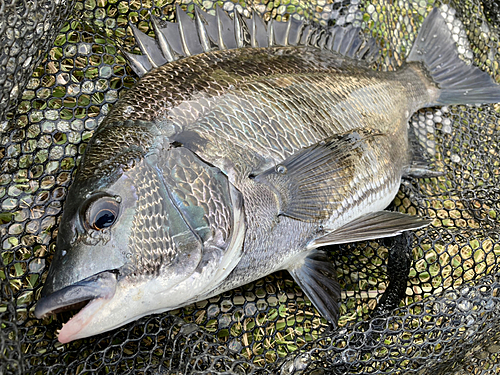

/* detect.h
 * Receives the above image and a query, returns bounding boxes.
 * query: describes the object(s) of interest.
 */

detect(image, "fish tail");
[408,8,500,106]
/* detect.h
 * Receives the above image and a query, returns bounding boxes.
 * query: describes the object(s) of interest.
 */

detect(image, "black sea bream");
[35,7,500,343]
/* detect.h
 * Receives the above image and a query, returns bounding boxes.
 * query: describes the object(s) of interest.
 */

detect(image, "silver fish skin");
[34,8,500,343]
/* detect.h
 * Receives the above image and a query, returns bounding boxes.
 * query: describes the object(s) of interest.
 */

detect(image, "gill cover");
[118,144,246,287]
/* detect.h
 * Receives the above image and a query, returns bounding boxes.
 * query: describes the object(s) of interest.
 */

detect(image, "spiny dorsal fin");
[176,4,204,56]
[287,18,305,46]
[122,50,152,77]
[151,16,175,62]
[194,6,214,53]
[129,24,167,69]
[234,11,250,48]
[123,6,380,77]
[246,10,268,48]
[216,6,236,49]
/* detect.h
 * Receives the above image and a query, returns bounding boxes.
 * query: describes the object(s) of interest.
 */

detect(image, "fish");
[34,6,500,343]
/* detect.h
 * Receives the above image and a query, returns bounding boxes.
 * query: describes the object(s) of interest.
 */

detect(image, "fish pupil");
[94,210,115,230]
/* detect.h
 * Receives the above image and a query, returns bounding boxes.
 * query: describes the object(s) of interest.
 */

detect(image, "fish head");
[35,123,245,343]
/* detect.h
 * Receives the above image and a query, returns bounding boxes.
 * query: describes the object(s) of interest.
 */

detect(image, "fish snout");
[34,270,118,319]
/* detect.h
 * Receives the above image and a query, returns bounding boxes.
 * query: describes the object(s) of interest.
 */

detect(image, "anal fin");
[288,250,341,325]
[310,211,431,248]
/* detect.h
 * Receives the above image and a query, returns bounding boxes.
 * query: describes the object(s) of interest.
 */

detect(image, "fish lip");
[34,270,118,320]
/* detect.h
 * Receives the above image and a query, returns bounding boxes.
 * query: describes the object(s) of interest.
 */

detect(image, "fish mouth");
[34,270,118,343]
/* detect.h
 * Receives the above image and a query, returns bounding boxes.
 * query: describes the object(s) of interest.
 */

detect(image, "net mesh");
[2,0,500,373]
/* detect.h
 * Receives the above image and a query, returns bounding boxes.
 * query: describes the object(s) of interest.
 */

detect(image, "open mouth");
[34,270,118,343]
[51,300,90,315]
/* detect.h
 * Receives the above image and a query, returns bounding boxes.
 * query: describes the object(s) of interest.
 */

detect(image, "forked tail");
[408,8,500,105]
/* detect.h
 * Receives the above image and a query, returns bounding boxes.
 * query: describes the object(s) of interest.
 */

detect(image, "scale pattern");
[2,0,500,374]
[125,163,179,276]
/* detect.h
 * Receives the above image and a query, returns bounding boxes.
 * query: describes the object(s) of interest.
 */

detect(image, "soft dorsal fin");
[124,6,380,77]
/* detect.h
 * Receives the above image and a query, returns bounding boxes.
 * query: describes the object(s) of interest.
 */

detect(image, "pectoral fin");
[310,211,431,248]
[254,130,380,221]
[288,250,341,325]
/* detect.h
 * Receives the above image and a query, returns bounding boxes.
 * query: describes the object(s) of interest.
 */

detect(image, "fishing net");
[2,0,500,373]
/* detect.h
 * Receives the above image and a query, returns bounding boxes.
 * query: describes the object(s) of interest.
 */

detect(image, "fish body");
[35,7,500,343]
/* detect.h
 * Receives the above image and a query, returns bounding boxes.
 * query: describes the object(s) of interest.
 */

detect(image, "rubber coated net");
[2,0,500,373]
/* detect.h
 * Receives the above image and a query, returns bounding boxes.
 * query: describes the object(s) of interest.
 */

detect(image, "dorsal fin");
[245,10,269,48]
[151,16,176,62]
[272,17,291,46]
[234,11,251,48]
[326,25,379,62]
[287,18,305,46]
[129,24,167,68]
[176,4,204,56]
[123,6,380,77]
[216,6,237,49]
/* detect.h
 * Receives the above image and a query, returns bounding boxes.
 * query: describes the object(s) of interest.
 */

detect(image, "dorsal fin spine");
[248,11,260,47]
[194,7,212,52]
[234,11,251,48]
[216,7,227,49]
[234,10,244,48]
[151,16,175,62]
[176,4,193,56]
[130,24,160,68]
[123,51,149,77]
[284,18,292,46]
[250,16,257,47]
[268,18,274,46]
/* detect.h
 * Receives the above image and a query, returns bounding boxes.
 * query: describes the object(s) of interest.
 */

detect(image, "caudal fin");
[408,8,500,105]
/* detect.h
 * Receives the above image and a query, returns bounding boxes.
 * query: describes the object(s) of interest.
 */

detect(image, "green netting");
[2,0,500,373]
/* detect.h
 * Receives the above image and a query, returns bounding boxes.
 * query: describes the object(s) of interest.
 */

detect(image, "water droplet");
[276,165,287,174]
[421,37,425,42]
[436,64,441,69]
[433,34,437,38]
[29,258,45,273]
[179,323,198,335]
[62,250,67,257]
[458,300,472,312]
[114,195,122,203]
[124,106,134,115]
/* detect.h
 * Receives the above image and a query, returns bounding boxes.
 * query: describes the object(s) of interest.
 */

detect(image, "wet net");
[2,0,500,373]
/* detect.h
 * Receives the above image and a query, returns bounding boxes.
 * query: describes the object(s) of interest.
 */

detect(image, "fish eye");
[83,195,120,231]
